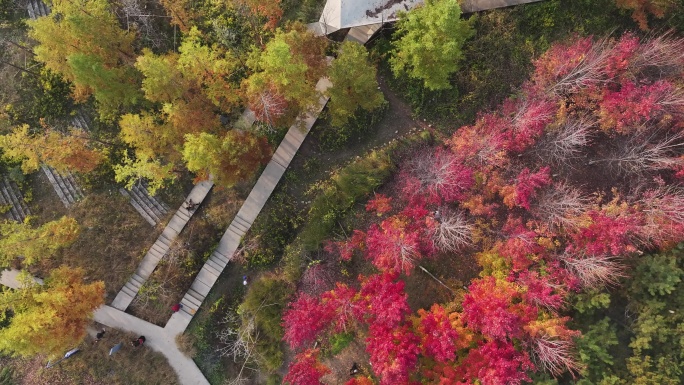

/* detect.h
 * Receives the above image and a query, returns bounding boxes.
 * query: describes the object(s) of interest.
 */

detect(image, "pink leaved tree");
[365,323,420,385]
[416,304,459,363]
[462,276,536,340]
[504,98,557,153]
[365,216,423,275]
[400,147,474,205]
[283,349,330,385]
[357,273,411,329]
[501,167,553,210]
[321,283,361,333]
[282,293,334,350]
[458,340,535,385]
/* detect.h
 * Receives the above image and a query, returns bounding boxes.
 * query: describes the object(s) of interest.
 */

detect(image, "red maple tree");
[365,323,420,385]
[282,293,334,350]
[416,304,459,363]
[283,349,330,385]
[462,276,536,339]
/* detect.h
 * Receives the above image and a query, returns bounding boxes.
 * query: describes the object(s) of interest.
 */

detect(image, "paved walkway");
[111,180,214,311]
[165,77,333,334]
[93,305,209,385]
[0,269,43,288]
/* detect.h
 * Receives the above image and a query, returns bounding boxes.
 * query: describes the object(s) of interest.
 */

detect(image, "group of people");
[93,328,146,348]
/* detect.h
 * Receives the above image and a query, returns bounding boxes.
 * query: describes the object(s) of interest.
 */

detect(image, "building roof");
[319,0,424,30]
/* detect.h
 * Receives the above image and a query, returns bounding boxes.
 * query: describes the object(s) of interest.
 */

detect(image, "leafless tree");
[533,116,594,165]
[531,183,592,231]
[299,261,337,296]
[590,129,684,176]
[637,184,684,246]
[560,252,626,289]
[546,38,612,96]
[531,335,582,377]
[216,313,259,383]
[430,209,473,252]
[117,0,170,50]
[628,33,684,81]
[230,235,261,265]
[249,87,288,133]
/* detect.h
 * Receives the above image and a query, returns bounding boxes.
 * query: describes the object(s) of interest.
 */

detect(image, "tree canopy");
[327,41,385,128]
[29,0,140,119]
[0,266,104,358]
[0,217,80,268]
[390,0,474,90]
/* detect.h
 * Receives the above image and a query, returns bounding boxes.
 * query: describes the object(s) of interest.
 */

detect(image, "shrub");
[329,332,355,355]
[317,101,389,151]
[175,333,197,358]
[239,274,295,372]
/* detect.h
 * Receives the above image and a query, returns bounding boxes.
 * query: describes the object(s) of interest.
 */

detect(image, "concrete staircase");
[41,165,85,208]
[0,177,31,222]
[70,110,92,131]
[26,0,50,19]
[111,180,213,311]
[119,181,171,226]
[345,23,383,44]
[164,77,334,334]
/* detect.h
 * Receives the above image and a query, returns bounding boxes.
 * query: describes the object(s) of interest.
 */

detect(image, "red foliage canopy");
[358,273,411,329]
[366,324,420,385]
[283,349,330,385]
[416,304,459,363]
[458,340,535,385]
[462,277,536,339]
[282,293,334,350]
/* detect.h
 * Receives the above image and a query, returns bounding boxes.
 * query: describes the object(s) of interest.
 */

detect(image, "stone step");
[203,259,223,277]
[128,186,163,223]
[120,283,137,298]
[37,0,50,17]
[119,188,157,226]
[70,111,91,131]
[59,170,84,202]
[208,254,227,269]
[41,165,83,207]
[26,0,36,19]
[138,180,170,212]
[131,183,168,219]
[63,171,85,198]
[182,292,202,309]
[0,178,30,222]
[41,165,71,207]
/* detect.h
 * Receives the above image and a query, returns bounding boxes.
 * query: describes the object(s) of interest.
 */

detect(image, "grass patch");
[2,327,180,385]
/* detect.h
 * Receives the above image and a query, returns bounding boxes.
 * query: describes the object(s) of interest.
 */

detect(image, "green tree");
[29,0,140,119]
[327,41,385,127]
[244,22,327,124]
[182,130,270,188]
[0,216,80,268]
[0,266,104,358]
[0,124,107,173]
[135,50,188,104]
[113,150,176,195]
[177,27,242,111]
[390,0,474,90]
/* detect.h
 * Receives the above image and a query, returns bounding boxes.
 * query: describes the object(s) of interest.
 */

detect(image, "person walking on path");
[131,336,146,347]
[171,303,183,313]
[94,328,106,343]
